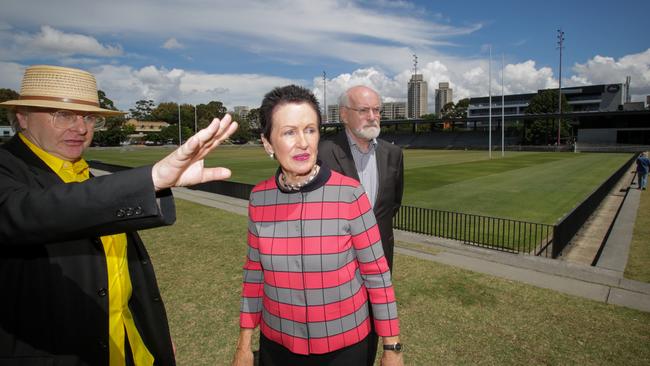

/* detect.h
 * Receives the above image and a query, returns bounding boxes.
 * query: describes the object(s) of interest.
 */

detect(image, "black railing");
[551,153,639,258]
[188,180,254,200]
[394,206,554,256]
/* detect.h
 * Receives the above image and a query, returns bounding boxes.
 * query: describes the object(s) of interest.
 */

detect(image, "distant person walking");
[637,151,650,190]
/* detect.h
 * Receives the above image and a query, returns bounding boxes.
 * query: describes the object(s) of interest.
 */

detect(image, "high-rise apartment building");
[327,104,340,123]
[233,106,250,117]
[408,74,428,118]
[435,82,453,115]
[381,102,407,120]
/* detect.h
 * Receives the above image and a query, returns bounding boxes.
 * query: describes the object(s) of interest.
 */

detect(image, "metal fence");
[394,206,554,256]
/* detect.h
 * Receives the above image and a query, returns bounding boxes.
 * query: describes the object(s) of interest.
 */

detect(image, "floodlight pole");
[178,103,182,146]
[501,53,505,157]
[557,29,564,148]
[194,104,197,133]
[323,71,327,123]
[488,45,492,159]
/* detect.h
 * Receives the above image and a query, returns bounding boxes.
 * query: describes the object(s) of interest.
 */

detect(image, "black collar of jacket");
[274,160,332,193]
[1,135,75,185]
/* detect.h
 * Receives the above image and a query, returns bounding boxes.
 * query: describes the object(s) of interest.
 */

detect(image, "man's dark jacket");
[0,136,176,366]
[318,131,404,269]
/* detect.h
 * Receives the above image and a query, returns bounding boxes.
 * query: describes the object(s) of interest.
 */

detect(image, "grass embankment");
[142,199,650,365]
[625,187,650,282]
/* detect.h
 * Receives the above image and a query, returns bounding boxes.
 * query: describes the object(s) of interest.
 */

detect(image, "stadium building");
[466,83,650,146]
[467,84,626,121]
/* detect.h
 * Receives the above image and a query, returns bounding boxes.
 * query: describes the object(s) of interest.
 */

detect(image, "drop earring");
[269,152,274,160]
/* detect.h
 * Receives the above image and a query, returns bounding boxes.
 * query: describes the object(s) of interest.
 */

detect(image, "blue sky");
[1,0,648,112]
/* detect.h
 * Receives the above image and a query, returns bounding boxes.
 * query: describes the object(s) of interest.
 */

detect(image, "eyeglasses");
[345,106,382,116]
[49,110,106,130]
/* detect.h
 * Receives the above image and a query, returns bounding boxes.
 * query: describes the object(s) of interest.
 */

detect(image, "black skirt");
[259,333,371,366]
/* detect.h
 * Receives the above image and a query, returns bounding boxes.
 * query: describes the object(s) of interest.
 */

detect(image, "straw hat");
[0,65,124,116]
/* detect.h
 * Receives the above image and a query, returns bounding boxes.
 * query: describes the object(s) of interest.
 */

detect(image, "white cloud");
[0,0,479,72]
[89,64,301,111]
[162,38,183,50]
[570,48,650,101]
[0,25,122,61]
[502,60,556,94]
[0,62,25,91]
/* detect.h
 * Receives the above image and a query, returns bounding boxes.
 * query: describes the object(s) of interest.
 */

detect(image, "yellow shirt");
[20,133,155,366]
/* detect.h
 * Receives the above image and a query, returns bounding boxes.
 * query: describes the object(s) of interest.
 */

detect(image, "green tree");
[524,90,572,145]
[0,88,19,126]
[158,124,194,145]
[129,99,155,121]
[246,107,260,131]
[150,99,228,135]
[151,102,179,124]
[454,98,470,118]
[97,90,125,129]
[92,128,127,146]
[98,90,117,111]
[441,101,455,117]
[179,104,197,132]
[196,101,227,130]
[228,112,252,143]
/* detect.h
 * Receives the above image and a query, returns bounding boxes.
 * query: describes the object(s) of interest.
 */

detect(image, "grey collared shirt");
[345,130,378,208]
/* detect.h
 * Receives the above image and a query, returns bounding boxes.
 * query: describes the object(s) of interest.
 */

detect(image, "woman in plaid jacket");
[232,85,402,366]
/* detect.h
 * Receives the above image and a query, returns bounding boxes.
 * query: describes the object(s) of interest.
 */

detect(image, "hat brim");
[0,99,124,116]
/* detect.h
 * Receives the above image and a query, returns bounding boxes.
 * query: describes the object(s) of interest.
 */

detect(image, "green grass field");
[143,199,650,366]
[85,146,631,225]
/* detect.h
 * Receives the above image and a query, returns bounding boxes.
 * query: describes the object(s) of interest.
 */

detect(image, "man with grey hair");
[318,85,404,366]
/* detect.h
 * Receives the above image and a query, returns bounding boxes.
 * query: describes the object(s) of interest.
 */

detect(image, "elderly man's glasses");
[49,110,106,130]
[345,106,382,116]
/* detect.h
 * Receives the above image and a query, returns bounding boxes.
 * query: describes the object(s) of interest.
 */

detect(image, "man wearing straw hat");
[0,65,238,366]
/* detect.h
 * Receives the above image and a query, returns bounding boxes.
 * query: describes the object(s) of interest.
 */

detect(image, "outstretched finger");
[177,115,233,160]
[206,121,238,151]
[192,120,238,161]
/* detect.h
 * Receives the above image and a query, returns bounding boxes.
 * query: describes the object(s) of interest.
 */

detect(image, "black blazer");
[0,136,176,366]
[318,132,404,269]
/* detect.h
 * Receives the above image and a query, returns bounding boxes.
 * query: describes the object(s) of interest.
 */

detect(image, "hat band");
[19,95,99,107]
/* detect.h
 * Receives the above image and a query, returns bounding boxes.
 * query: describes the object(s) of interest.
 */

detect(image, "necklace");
[281,165,320,191]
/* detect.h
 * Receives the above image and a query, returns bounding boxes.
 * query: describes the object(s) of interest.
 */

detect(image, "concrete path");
[91,168,650,313]
[596,179,642,274]
[562,169,636,265]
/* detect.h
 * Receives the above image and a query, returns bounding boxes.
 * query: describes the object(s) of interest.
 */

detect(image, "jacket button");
[134,206,143,215]
[152,296,161,302]
[98,288,107,297]
[98,340,107,349]
[116,209,125,218]
[141,259,149,265]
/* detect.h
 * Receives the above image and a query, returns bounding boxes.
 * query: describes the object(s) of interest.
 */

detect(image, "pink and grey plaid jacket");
[240,165,399,355]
